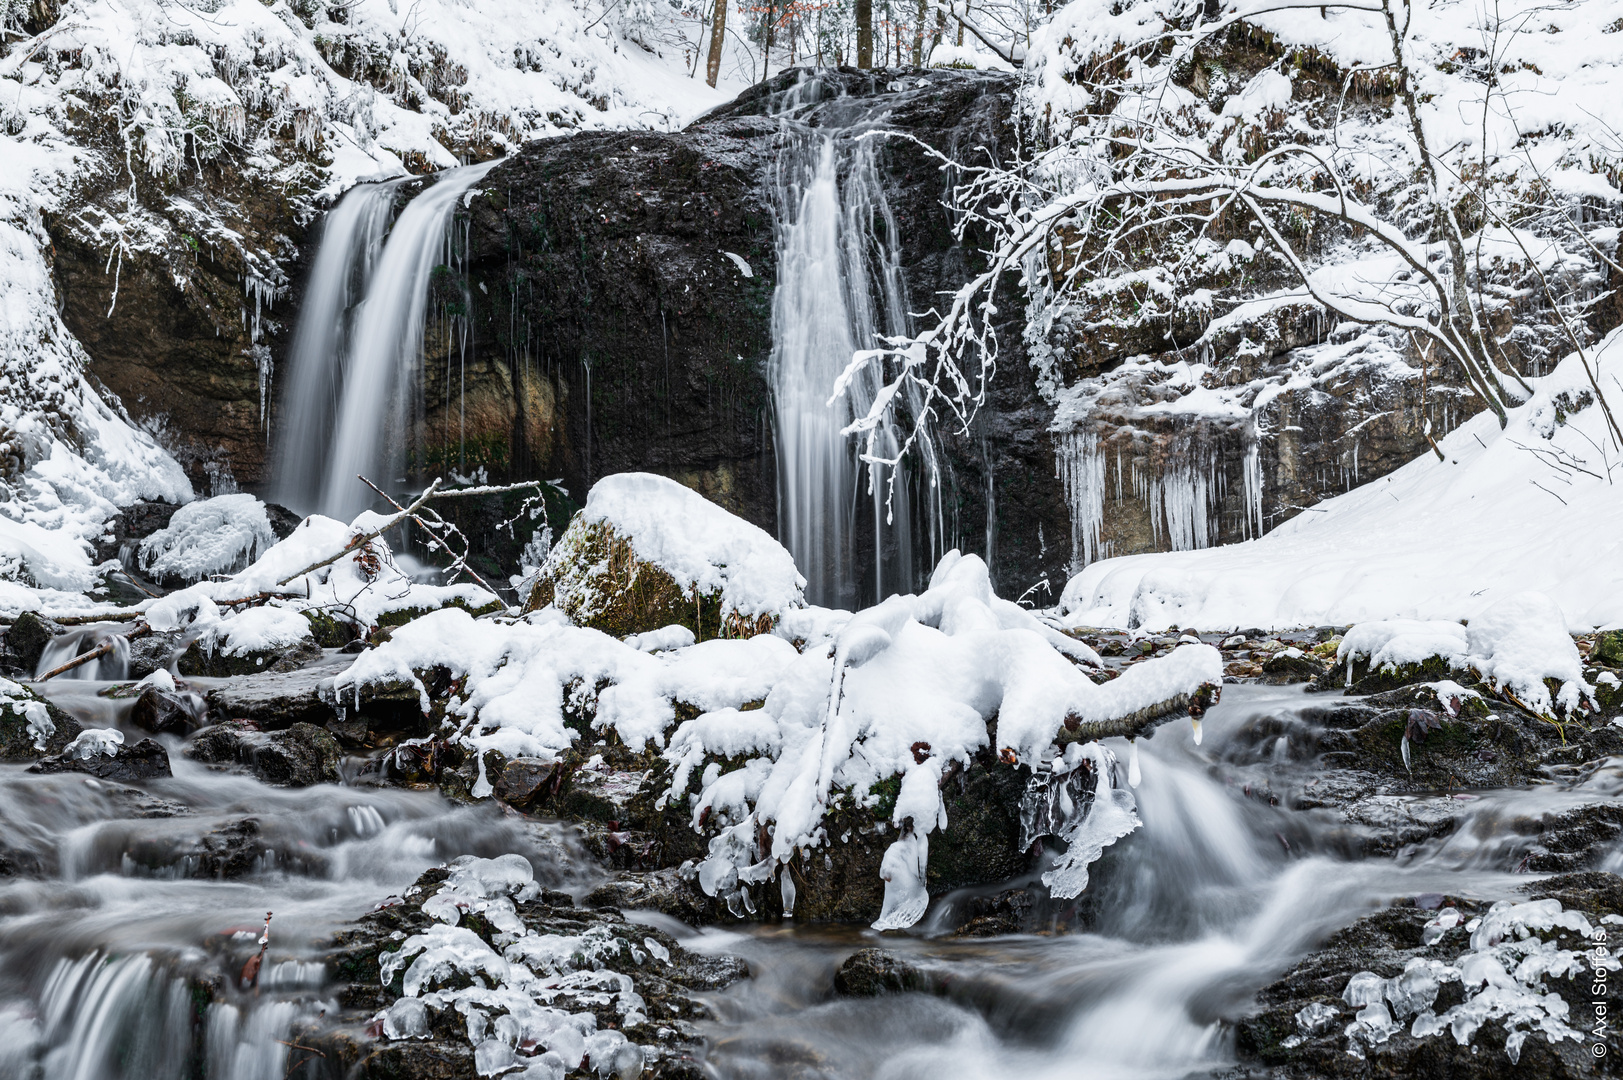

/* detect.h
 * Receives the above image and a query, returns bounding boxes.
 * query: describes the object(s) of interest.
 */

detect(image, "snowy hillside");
[1061,329,1623,631]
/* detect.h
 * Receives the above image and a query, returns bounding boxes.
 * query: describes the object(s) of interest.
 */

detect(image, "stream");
[5,673,1612,1079]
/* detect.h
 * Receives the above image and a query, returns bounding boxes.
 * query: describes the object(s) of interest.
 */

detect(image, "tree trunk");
[912,0,926,65]
[706,0,727,88]
[856,0,872,68]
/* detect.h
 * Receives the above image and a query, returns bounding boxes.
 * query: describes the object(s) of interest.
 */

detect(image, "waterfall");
[768,98,943,607]
[273,160,498,519]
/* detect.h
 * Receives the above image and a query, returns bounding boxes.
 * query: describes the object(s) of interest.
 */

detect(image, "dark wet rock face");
[186,720,341,787]
[1,611,61,677]
[126,631,182,680]
[31,737,172,781]
[178,635,324,678]
[129,687,205,735]
[0,686,80,761]
[833,948,933,997]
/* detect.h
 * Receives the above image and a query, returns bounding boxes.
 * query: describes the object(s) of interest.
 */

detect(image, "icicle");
[1190,716,1203,746]
[1127,738,1141,787]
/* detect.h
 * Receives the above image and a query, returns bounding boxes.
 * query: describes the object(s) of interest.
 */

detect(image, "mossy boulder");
[374,596,502,632]
[522,473,802,642]
[524,517,763,641]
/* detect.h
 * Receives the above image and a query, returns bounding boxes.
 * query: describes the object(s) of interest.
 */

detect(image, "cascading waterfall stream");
[768,88,945,606]
[273,160,498,520]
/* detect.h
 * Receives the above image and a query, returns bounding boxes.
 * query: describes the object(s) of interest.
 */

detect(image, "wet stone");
[31,737,171,781]
[126,631,182,680]
[186,720,341,787]
[129,687,204,735]
[493,756,559,808]
[832,948,933,997]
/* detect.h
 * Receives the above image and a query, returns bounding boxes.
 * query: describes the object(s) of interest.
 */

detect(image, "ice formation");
[138,495,278,585]
[376,855,646,1077]
[1338,899,1618,1063]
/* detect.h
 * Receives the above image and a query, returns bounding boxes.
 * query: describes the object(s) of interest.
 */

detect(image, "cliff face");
[54,53,1601,600]
[449,68,1074,600]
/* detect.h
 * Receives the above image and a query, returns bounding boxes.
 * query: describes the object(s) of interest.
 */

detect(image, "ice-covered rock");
[137,494,277,587]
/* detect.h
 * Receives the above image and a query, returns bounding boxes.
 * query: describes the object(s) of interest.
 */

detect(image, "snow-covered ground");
[1061,331,1623,631]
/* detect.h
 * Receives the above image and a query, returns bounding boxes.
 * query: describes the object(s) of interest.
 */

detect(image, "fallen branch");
[35,623,152,681]
[275,480,443,587]
[3,611,147,626]
[1054,682,1222,747]
[356,476,500,597]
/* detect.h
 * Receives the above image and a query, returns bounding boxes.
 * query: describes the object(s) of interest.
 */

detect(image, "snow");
[333,548,1218,927]
[63,726,123,760]
[138,494,277,585]
[1061,335,1623,631]
[376,855,647,1075]
[1335,595,1594,716]
[549,473,806,628]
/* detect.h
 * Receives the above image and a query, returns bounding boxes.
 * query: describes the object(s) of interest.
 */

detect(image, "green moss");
[374,596,503,630]
[866,776,902,821]
[303,609,359,648]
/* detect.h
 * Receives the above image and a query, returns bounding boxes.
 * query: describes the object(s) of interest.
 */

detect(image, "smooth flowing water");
[768,81,946,607]
[666,685,1615,1079]
[6,676,1613,1079]
[272,161,499,520]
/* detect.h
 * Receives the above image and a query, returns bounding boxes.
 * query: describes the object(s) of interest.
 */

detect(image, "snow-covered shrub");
[137,494,277,586]
[527,473,805,641]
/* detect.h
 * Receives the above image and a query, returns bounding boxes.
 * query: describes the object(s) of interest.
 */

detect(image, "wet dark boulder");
[833,948,933,997]
[585,868,722,927]
[0,684,80,760]
[126,630,182,679]
[31,737,172,781]
[178,634,324,678]
[0,611,61,677]
[129,686,205,735]
[1262,649,1329,684]
[202,662,346,730]
[186,720,342,786]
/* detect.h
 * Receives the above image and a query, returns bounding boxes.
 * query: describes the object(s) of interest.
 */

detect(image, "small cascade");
[768,83,945,606]
[273,160,498,520]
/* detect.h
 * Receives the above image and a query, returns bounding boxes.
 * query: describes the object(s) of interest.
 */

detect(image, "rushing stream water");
[6,670,1613,1079]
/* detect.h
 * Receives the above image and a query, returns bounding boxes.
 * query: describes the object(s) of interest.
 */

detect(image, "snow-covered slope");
[1060,332,1623,631]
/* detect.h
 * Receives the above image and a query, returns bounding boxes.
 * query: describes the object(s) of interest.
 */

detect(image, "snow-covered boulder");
[137,494,277,587]
[526,473,804,641]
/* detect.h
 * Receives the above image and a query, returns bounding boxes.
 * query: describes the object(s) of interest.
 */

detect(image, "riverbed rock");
[1237,877,1623,1076]
[129,687,205,735]
[126,630,183,679]
[313,862,750,1080]
[833,948,933,997]
[1,611,61,677]
[0,683,80,760]
[201,659,349,730]
[178,634,324,678]
[186,720,342,786]
[31,737,171,781]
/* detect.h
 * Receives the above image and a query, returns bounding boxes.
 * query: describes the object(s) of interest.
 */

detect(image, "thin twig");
[275,480,443,587]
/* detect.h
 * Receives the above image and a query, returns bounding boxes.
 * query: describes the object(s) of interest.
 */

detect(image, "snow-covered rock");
[527,473,805,641]
[339,547,1221,928]
[137,494,277,586]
